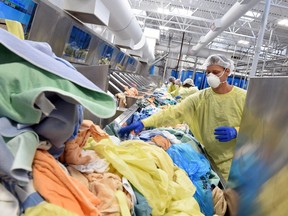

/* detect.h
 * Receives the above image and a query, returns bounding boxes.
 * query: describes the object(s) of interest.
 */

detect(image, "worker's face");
[206,65,230,82]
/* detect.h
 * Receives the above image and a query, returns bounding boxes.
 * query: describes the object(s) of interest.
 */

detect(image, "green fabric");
[0,45,116,124]
[209,169,220,186]
[132,185,152,216]
[142,87,246,180]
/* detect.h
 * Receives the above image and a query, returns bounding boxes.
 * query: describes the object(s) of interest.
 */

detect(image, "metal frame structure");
[129,0,288,77]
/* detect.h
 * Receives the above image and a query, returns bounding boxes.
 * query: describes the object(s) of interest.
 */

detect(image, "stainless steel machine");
[27,0,160,127]
[228,77,288,215]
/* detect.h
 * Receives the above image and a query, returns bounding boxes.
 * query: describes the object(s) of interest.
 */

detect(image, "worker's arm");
[118,99,190,138]
[142,101,187,128]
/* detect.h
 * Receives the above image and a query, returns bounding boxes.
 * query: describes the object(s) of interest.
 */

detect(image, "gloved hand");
[175,95,182,100]
[118,121,144,139]
[214,126,237,142]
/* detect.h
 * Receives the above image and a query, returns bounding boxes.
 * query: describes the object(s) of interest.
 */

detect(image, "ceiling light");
[159,26,169,31]
[240,10,261,22]
[245,11,261,18]
[144,27,160,40]
[278,19,288,27]
[138,20,145,26]
[238,40,249,45]
[157,8,170,14]
[131,9,147,16]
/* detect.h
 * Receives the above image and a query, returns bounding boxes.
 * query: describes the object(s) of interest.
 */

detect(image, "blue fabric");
[166,143,214,216]
[67,105,84,141]
[32,95,78,157]
[22,191,44,210]
[0,135,18,183]
[0,118,36,185]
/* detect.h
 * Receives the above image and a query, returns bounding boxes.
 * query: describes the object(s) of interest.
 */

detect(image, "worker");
[175,78,199,101]
[118,54,247,180]
[167,76,177,93]
[170,79,182,97]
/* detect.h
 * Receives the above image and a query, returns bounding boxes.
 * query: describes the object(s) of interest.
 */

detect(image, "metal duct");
[190,0,261,55]
[141,38,156,63]
[102,0,145,50]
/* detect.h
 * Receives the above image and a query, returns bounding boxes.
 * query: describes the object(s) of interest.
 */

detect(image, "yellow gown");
[142,86,246,180]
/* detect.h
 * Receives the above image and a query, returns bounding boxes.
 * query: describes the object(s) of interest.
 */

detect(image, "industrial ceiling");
[129,0,288,77]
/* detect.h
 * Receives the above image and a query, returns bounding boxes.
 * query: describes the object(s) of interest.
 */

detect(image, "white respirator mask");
[207,70,225,88]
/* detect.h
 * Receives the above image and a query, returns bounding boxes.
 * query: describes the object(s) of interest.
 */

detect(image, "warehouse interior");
[1,0,288,215]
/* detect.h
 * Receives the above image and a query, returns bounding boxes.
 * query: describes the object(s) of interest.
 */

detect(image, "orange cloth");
[151,135,171,150]
[60,120,109,165]
[124,86,138,96]
[33,150,101,216]
[84,172,132,215]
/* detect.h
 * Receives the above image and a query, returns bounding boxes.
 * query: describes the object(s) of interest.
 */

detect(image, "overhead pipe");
[101,0,145,50]
[190,0,262,56]
[156,43,249,62]
[151,52,169,65]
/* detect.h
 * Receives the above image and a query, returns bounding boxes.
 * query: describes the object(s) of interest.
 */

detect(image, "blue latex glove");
[118,121,144,139]
[175,95,182,100]
[214,126,237,142]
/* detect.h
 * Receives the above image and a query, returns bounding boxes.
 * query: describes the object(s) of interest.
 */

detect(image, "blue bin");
[232,77,240,87]
[202,76,209,89]
[171,70,179,79]
[194,72,205,89]
[181,70,193,82]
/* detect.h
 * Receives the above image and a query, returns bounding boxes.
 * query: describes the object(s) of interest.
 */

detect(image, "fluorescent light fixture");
[144,27,160,40]
[238,40,249,45]
[178,8,192,16]
[132,9,147,16]
[278,19,288,27]
[159,26,169,31]
[245,11,261,18]
[157,7,192,16]
[261,46,268,51]
[157,8,170,14]
[138,20,145,26]
[240,10,261,22]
